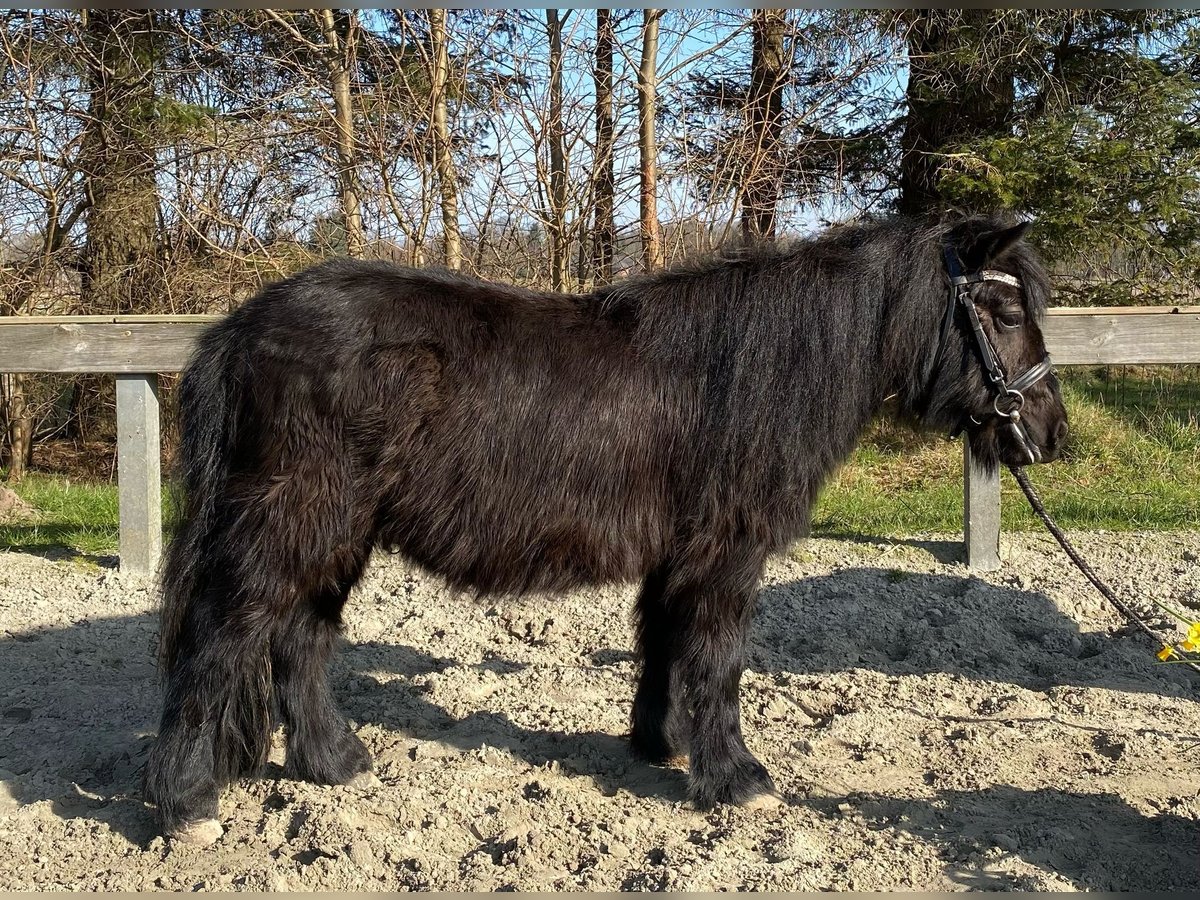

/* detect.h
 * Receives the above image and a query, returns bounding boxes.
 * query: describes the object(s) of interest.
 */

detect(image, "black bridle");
[928,243,1054,465]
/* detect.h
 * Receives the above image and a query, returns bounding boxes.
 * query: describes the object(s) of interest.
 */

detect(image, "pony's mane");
[584,214,1050,509]
[596,213,1047,322]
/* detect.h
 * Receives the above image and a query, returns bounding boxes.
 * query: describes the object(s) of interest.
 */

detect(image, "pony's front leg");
[668,548,779,809]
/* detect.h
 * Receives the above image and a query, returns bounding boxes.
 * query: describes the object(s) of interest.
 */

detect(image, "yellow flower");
[1158,645,1177,662]
[1178,623,1200,653]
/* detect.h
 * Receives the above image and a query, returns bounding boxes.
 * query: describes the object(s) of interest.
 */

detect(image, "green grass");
[1,475,179,558]
[2,367,1198,556]
[813,366,1200,535]
[1,476,125,556]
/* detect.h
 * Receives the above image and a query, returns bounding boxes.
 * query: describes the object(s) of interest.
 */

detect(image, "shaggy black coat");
[143,214,1066,838]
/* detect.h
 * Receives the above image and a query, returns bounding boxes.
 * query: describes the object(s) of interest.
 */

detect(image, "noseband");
[926,243,1054,465]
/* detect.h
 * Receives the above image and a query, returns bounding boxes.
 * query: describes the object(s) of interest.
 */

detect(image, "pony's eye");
[996,311,1024,329]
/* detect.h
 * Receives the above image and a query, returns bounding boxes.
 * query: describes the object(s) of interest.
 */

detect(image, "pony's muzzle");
[1039,417,1069,462]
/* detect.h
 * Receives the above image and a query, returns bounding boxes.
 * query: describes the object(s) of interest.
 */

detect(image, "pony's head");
[919,218,1069,470]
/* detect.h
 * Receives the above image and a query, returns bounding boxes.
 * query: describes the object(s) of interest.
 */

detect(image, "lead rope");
[1008,465,1200,677]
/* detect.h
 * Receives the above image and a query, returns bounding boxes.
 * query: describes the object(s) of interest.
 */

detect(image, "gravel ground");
[0,530,1197,891]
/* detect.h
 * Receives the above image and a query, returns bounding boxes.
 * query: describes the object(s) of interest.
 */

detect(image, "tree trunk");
[2,374,30,483]
[319,9,365,259]
[80,9,161,314]
[638,9,663,271]
[429,8,462,271]
[741,9,788,243]
[592,8,616,283]
[545,9,568,291]
[898,9,1016,218]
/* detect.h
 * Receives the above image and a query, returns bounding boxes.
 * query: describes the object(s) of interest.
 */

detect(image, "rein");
[927,243,1054,464]
[1009,465,1200,678]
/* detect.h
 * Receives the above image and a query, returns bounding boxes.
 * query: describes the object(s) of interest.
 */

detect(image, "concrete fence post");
[116,373,162,574]
[963,438,1001,571]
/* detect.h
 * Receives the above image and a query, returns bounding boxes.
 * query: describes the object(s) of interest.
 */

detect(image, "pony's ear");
[960,221,1030,271]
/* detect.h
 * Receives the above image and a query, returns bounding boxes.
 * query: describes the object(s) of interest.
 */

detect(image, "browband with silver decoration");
[980,270,1022,289]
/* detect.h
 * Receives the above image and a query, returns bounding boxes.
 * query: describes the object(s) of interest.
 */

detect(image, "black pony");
[144,215,1068,843]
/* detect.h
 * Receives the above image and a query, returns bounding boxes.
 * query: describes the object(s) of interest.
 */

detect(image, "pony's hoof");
[169,818,224,846]
[742,791,784,812]
[345,771,380,790]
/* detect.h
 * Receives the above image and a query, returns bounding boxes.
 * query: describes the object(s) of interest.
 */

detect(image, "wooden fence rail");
[2,307,1199,573]
[1,315,215,573]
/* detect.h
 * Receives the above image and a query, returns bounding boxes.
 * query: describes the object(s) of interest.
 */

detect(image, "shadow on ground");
[749,568,1195,698]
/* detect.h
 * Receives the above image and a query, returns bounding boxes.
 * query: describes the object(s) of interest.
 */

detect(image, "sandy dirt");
[0,530,1197,891]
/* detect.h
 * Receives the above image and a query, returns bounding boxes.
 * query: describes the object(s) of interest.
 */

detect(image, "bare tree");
[591,8,616,284]
[1,11,90,479]
[638,9,663,271]
[318,10,364,258]
[545,9,569,291]
[262,10,367,258]
[429,8,462,270]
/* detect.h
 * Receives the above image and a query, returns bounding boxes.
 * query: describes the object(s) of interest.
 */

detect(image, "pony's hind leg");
[271,550,374,787]
[143,566,275,845]
[146,446,366,841]
[630,564,690,765]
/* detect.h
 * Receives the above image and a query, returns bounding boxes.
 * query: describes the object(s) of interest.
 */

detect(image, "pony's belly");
[373,491,667,596]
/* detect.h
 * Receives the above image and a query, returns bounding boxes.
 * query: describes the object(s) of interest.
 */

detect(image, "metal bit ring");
[994,388,1025,421]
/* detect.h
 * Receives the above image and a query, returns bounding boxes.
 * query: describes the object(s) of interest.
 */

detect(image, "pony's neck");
[878,237,949,420]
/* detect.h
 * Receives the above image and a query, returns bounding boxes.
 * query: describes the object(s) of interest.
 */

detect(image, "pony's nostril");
[1052,419,1069,449]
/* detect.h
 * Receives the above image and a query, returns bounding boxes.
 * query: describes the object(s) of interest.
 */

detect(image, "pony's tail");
[158,322,245,673]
